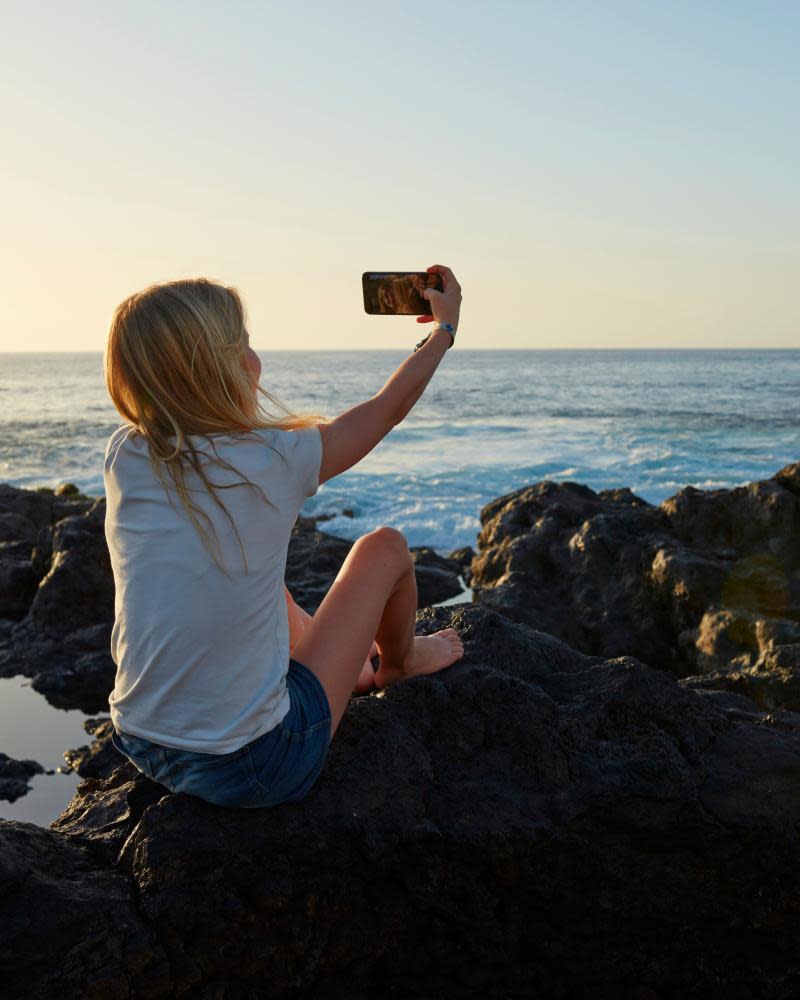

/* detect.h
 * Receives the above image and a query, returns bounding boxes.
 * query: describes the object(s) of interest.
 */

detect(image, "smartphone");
[362,271,444,315]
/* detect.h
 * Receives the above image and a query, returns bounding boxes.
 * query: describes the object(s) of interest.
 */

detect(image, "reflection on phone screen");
[363,272,442,315]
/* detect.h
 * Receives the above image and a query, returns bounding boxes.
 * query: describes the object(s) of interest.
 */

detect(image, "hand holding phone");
[362,264,461,332]
[362,271,444,315]
[416,264,461,329]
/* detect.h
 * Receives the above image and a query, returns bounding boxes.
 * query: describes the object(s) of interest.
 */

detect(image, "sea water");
[3,350,799,551]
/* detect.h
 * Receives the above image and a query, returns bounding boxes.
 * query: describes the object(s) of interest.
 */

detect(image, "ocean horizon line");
[2,347,799,356]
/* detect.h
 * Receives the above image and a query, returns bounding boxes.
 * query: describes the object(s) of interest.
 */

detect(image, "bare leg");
[372,558,418,677]
[369,560,463,689]
[291,527,463,738]
[353,642,379,694]
[288,584,379,695]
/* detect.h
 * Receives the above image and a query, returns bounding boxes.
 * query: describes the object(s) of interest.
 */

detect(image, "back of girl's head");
[104,277,254,443]
[104,277,323,575]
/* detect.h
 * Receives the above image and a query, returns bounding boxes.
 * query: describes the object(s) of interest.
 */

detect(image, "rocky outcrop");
[4,605,800,997]
[63,717,122,780]
[0,752,45,802]
[410,545,469,604]
[0,484,112,713]
[0,483,97,621]
[0,819,170,998]
[0,484,464,714]
[471,463,800,710]
[448,545,475,585]
[0,483,92,621]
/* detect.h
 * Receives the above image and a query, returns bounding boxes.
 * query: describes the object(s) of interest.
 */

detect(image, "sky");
[1,0,798,351]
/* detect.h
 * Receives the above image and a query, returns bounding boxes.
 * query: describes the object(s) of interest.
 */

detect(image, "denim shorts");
[110,658,332,809]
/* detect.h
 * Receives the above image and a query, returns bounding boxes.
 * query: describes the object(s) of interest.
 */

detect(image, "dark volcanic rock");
[471,464,800,709]
[447,544,475,585]
[0,752,44,802]
[472,480,669,661]
[286,515,463,612]
[410,546,466,604]
[31,649,117,714]
[28,499,114,638]
[0,544,37,618]
[284,516,354,612]
[0,819,169,998]
[0,483,59,533]
[0,512,37,544]
[63,717,124,780]
[0,606,793,997]
[0,485,110,711]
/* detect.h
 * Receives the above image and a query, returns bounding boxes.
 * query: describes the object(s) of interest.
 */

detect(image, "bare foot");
[374,629,464,690]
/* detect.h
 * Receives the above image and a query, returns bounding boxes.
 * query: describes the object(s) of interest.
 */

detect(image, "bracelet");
[437,322,456,345]
[413,322,456,353]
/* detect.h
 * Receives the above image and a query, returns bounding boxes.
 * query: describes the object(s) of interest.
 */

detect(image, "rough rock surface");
[0,819,170,998]
[471,462,800,710]
[63,717,122,780]
[5,606,800,997]
[0,485,463,713]
[410,546,469,604]
[0,484,112,713]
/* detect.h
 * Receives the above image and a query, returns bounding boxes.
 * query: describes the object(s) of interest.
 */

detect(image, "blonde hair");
[104,277,325,575]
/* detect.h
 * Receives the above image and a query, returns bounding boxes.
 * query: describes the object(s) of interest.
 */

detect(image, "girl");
[103,264,464,809]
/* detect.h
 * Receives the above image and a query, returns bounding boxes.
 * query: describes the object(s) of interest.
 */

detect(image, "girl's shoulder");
[104,423,142,462]
[239,423,321,452]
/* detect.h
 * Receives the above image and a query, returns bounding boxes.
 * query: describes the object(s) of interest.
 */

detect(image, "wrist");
[413,326,452,353]
[433,321,456,347]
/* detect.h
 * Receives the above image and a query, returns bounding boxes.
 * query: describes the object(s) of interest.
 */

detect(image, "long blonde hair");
[104,277,324,575]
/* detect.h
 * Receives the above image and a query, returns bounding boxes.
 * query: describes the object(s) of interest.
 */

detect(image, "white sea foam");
[2,350,799,551]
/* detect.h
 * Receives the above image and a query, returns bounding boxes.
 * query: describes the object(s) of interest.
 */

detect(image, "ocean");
[2,348,799,826]
[3,349,800,552]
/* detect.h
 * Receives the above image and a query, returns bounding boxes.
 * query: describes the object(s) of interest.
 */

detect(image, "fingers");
[426,264,451,287]
[416,314,434,323]
[426,264,460,293]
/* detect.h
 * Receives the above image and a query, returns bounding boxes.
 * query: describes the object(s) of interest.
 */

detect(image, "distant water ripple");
[1,350,798,550]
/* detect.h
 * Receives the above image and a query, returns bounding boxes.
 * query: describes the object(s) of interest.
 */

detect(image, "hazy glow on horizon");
[1,1,798,351]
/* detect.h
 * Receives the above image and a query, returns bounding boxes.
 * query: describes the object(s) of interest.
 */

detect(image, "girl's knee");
[353,525,413,573]
[354,526,410,567]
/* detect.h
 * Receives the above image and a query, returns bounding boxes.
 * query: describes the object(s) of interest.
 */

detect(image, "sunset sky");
[1,1,798,351]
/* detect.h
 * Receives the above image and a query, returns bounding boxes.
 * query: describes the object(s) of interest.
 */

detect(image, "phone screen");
[362,271,443,315]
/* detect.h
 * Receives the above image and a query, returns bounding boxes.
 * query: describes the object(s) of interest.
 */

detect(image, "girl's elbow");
[393,394,418,425]
[391,405,410,426]
[374,389,410,427]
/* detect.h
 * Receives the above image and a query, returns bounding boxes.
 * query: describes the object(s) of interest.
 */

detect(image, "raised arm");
[317,264,462,485]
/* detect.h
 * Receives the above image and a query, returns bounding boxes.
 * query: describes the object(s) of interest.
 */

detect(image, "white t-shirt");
[104,422,323,754]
